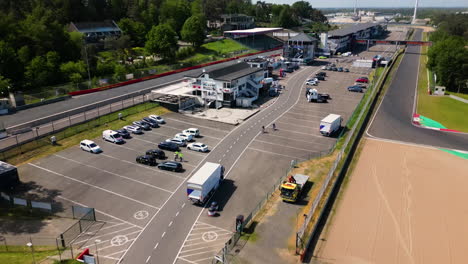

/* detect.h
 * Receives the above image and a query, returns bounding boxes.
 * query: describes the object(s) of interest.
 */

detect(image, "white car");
[305,79,318,86]
[165,138,187,147]
[123,125,143,134]
[148,115,165,124]
[80,140,102,153]
[187,143,208,152]
[175,133,193,142]
[182,128,200,137]
[321,66,327,70]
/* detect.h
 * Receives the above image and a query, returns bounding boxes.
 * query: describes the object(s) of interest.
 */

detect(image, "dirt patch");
[315,139,468,264]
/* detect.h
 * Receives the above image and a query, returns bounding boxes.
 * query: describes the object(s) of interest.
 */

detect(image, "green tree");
[427,36,468,91]
[159,0,191,34]
[113,64,127,81]
[60,61,86,78]
[191,0,204,15]
[181,15,206,47]
[276,5,299,28]
[0,75,12,96]
[291,1,312,19]
[145,23,178,59]
[118,18,147,46]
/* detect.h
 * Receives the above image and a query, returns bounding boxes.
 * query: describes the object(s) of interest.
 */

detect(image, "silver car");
[165,138,187,147]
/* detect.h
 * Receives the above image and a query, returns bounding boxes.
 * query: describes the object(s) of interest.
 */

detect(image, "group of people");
[262,123,277,133]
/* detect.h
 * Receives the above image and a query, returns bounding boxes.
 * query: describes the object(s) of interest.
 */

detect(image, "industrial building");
[283,33,318,63]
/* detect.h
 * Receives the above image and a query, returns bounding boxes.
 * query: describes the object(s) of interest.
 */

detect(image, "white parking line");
[254,139,314,152]
[54,155,174,194]
[154,243,159,249]
[146,255,151,263]
[274,120,316,129]
[169,221,173,227]
[98,222,125,231]
[179,249,220,258]
[184,236,232,247]
[162,232,166,238]
[176,211,180,217]
[190,256,214,263]
[74,226,138,244]
[57,196,143,229]
[101,153,186,180]
[30,164,160,210]
[263,133,330,146]
[248,146,304,160]
[164,118,230,133]
[180,243,227,254]
[77,230,142,247]
[103,249,127,257]
[178,257,197,264]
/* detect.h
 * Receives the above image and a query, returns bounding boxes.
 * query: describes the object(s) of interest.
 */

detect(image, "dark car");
[316,72,327,77]
[116,129,131,139]
[283,67,294,73]
[157,161,183,172]
[132,121,151,130]
[347,85,363,93]
[355,77,369,83]
[331,67,338,71]
[316,75,326,81]
[146,149,166,159]
[158,141,180,151]
[136,155,157,166]
[142,118,160,128]
[337,67,343,72]
[344,68,350,72]
[325,66,332,71]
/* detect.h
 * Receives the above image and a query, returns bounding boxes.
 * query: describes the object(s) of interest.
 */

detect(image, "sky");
[263,0,468,8]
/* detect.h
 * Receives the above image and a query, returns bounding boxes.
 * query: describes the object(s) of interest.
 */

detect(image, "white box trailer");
[319,114,342,136]
[187,162,224,205]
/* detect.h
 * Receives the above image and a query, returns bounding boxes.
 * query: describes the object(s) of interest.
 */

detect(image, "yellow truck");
[280,174,309,203]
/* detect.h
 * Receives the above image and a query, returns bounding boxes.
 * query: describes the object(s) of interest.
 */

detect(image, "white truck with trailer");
[306,88,330,103]
[319,114,342,136]
[187,162,224,205]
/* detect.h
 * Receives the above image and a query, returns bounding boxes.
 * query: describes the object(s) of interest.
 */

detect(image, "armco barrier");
[68,47,282,97]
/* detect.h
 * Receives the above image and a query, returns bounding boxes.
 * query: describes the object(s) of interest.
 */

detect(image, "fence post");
[56,238,62,262]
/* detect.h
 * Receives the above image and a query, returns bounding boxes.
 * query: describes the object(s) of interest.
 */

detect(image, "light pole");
[94,239,101,264]
[26,242,36,264]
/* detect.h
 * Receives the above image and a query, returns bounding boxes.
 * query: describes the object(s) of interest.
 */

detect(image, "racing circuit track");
[366,28,468,151]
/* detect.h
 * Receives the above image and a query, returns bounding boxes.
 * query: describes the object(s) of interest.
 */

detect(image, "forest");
[0,0,327,97]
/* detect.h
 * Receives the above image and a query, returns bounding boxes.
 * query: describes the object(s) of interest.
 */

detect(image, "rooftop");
[224,27,283,36]
[70,21,121,33]
[186,62,263,81]
[288,33,317,43]
[328,23,381,37]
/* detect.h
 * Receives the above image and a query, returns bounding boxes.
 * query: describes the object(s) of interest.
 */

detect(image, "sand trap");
[315,138,468,264]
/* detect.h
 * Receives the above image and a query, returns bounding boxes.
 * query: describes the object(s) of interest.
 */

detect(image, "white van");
[319,114,342,136]
[102,130,124,144]
[183,128,200,138]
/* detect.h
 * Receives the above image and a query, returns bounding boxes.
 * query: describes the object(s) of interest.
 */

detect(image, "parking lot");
[13,33,401,264]
[17,113,234,262]
[173,57,377,263]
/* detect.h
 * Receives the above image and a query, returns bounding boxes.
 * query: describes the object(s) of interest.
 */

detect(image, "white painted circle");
[202,231,218,242]
[111,235,128,246]
[134,210,149,220]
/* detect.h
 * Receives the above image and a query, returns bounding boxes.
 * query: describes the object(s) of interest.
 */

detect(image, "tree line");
[427,13,468,93]
[0,0,327,95]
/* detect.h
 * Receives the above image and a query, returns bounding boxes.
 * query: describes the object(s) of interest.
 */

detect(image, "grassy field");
[3,103,169,166]
[416,32,468,132]
[202,39,253,54]
[447,92,468,100]
[0,245,59,264]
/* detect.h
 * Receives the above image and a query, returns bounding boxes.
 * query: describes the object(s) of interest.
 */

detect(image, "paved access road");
[367,29,468,151]
[119,65,318,264]
[0,50,280,129]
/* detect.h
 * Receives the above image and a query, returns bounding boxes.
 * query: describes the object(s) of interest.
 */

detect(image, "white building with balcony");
[186,62,265,108]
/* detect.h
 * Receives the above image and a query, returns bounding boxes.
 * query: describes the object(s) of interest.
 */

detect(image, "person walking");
[174,152,179,161]
[262,125,266,133]
[272,123,276,131]
[178,152,184,162]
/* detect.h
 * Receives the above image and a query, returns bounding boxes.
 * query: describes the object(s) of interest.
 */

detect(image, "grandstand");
[224,28,284,50]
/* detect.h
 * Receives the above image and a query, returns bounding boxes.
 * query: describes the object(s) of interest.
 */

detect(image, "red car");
[355,77,369,83]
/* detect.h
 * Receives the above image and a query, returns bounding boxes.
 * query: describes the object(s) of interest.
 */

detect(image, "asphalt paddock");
[17,113,233,262]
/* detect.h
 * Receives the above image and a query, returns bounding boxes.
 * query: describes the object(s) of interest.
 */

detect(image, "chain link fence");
[0,97,159,162]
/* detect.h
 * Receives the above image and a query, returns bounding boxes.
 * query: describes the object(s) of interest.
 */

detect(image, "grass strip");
[2,102,169,166]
